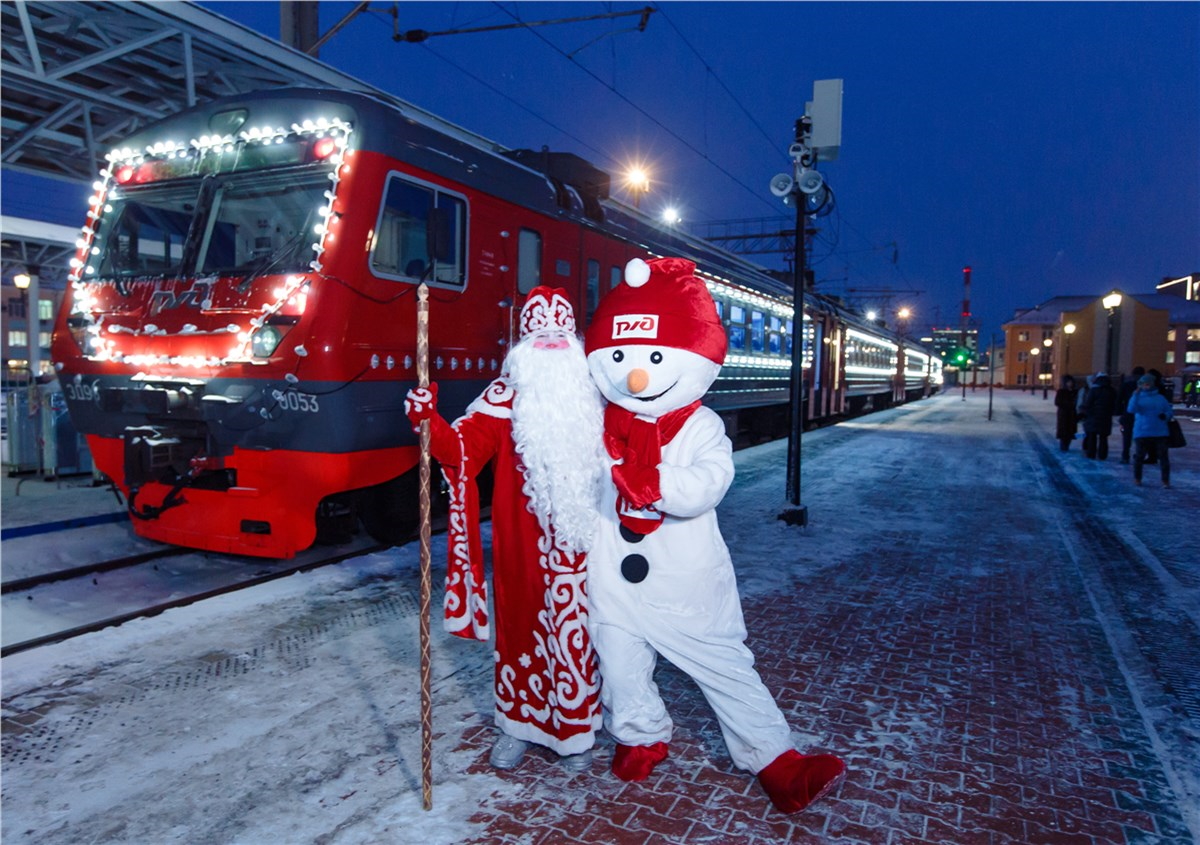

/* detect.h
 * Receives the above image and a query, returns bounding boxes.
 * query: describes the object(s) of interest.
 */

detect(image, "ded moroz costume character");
[584,256,846,813]
[405,287,606,771]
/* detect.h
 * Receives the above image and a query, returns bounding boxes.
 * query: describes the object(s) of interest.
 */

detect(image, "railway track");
[1,538,393,658]
[0,547,189,594]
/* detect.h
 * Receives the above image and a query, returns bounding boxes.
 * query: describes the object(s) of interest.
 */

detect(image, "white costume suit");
[587,404,793,774]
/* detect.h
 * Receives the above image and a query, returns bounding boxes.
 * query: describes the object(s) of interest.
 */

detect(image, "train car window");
[785,318,794,355]
[767,315,782,354]
[713,300,723,319]
[726,303,747,351]
[94,182,197,278]
[197,170,330,276]
[586,259,600,321]
[371,173,467,287]
[555,259,571,277]
[610,265,622,291]
[517,229,542,294]
[750,311,765,353]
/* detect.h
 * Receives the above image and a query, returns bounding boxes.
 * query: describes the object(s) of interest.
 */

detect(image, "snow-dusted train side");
[51,87,939,558]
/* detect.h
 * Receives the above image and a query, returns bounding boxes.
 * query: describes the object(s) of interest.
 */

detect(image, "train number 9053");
[271,390,320,413]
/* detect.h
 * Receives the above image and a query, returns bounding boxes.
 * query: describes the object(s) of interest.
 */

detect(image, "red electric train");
[51,87,940,558]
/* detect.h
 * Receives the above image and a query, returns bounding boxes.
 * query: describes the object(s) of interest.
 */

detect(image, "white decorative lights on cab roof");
[66,117,353,367]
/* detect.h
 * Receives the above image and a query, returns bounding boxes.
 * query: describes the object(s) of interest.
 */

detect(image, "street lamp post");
[1042,338,1053,399]
[1029,346,1040,393]
[1102,291,1122,377]
[13,267,40,382]
[897,307,911,404]
[1063,322,1076,381]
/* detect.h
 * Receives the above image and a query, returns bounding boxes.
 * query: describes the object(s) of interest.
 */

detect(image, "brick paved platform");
[450,391,1199,844]
[3,390,1197,844]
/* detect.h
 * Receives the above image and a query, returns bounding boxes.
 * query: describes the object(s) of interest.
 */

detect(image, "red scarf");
[603,400,701,534]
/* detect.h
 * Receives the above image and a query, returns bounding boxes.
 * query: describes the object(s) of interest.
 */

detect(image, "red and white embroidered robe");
[429,377,601,755]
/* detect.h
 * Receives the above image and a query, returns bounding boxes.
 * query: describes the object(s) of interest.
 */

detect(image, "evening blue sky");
[9,2,1199,340]
[203,1,1200,338]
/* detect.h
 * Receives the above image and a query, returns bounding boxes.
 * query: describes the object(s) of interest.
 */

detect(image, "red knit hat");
[585,257,727,365]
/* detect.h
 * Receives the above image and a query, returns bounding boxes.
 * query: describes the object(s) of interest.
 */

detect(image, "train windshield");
[93,167,330,280]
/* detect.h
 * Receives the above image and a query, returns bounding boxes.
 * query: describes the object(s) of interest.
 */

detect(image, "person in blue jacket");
[1127,372,1175,488]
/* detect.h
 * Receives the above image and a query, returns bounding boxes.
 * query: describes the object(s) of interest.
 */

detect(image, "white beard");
[506,334,606,554]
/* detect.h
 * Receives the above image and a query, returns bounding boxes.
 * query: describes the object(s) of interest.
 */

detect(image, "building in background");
[1,279,60,387]
[1002,280,1200,396]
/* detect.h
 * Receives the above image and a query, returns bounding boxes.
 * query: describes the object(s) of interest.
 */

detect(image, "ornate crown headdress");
[519,286,577,337]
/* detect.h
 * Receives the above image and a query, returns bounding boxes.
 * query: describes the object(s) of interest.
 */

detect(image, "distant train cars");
[51,87,940,558]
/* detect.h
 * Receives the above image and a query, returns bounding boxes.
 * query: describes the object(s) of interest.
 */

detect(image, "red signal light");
[115,165,135,184]
[312,137,337,160]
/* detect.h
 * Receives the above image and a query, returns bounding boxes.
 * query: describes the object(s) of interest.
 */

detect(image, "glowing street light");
[1029,345,1040,393]
[1063,322,1076,377]
[661,207,681,226]
[1102,290,1122,376]
[1041,337,1053,399]
[625,166,650,208]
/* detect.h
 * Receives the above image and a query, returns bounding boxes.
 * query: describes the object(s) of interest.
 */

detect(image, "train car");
[51,87,937,558]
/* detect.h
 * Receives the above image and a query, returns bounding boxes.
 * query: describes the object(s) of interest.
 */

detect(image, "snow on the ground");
[1,389,1197,844]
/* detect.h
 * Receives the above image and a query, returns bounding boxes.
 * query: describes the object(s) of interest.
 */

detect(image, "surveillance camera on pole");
[778,80,842,528]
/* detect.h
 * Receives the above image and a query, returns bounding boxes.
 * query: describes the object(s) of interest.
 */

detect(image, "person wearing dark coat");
[1080,372,1118,460]
[1118,366,1145,463]
[1054,375,1079,452]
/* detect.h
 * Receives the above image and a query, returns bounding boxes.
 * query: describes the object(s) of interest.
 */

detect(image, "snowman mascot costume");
[584,256,846,814]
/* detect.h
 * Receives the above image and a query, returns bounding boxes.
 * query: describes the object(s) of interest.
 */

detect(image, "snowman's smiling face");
[588,344,720,419]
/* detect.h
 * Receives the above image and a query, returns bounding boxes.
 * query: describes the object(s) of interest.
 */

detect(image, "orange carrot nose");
[627,368,650,394]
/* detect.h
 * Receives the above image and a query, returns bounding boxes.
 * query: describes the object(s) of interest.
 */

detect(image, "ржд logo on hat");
[612,314,658,340]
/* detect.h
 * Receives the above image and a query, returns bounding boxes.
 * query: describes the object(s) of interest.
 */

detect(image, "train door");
[504,226,544,346]
[579,230,628,331]
[824,318,845,416]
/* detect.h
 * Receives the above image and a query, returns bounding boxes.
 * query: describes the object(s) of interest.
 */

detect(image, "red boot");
[757,749,846,813]
[611,742,669,782]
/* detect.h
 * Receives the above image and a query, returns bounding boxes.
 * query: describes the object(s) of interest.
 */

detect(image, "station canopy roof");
[0,0,486,285]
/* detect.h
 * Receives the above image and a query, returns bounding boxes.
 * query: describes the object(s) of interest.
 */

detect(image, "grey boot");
[558,749,593,773]
[489,733,529,770]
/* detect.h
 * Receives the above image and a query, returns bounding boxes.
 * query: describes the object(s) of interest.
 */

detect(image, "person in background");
[1075,373,1092,420]
[1118,366,1145,464]
[1127,372,1174,488]
[1054,374,1079,452]
[1080,372,1118,460]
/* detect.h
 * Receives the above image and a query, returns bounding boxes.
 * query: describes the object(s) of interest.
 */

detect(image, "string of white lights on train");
[60,117,354,372]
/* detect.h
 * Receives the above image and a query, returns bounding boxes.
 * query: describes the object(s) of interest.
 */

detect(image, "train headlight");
[251,325,283,358]
[66,315,91,353]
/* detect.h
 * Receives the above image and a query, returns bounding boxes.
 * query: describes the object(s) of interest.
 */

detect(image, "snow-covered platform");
[3,390,1198,845]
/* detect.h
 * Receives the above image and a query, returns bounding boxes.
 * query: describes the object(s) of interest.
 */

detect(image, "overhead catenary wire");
[354,3,908,297]
[491,2,783,217]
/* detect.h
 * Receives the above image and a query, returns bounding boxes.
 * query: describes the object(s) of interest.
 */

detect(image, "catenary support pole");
[781,124,809,527]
